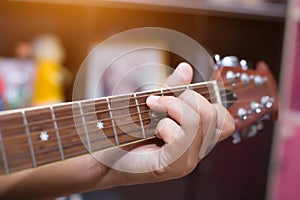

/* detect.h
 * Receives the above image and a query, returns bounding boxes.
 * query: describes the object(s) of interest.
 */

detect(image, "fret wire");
[91,125,158,152]
[77,98,258,135]
[78,81,215,108]
[1,110,162,167]
[0,80,248,172]
[8,91,221,165]
[37,81,226,115]
[78,102,92,152]
[7,91,236,167]
[160,88,164,96]
[1,108,152,143]
[212,80,222,104]
[77,113,158,135]
[0,83,226,133]
[91,122,157,146]
[6,120,159,167]
[50,105,64,160]
[0,94,217,136]
[101,82,216,108]
[0,82,239,135]
[0,93,214,138]
[81,107,162,132]
[133,93,146,138]
[0,132,9,174]
[8,142,116,169]
[51,119,154,156]
[78,81,212,108]
[106,97,119,145]
[21,110,37,168]
[56,112,158,140]
[77,83,214,116]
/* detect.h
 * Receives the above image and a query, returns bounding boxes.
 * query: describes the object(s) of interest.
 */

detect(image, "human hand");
[0,62,235,199]
[92,62,235,188]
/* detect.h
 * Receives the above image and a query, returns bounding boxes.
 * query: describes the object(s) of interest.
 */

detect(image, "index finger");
[164,62,193,87]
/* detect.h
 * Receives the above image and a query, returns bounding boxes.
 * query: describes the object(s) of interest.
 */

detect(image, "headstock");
[211,55,278,143]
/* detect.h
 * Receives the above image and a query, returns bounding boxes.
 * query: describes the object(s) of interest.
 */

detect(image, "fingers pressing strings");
[147,95,201,167]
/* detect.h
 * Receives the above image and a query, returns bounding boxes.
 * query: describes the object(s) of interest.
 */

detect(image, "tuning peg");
[214,54,221,65]
[256,120,264,131]
[226,70,236,82]
[261,96,274,108]
[221,56,239,67]
[245,124,259,138]
[241,73,250,84]
[261,114,271,121]
[238,107,248,120]
[251,102,262,114]
[232,131,242,144]
[240,59,248,70]
[214,55,250,70]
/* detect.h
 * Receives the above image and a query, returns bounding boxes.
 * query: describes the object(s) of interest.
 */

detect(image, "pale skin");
[0,62,235,199]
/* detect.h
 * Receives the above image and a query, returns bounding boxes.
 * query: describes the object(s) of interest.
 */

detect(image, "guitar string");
[0,83,268,171]
[71,74,263,109]
[3,92,267,173]
[0,81,263,139]
[1,80,264,147]
[0,86,214,131]
[13,97,257,159]
[3,119,159,171]
[31,79,231,113]
[49,78,259,120]
[1,95,261,163]
[0,88,216,165]
[0,70,270,172]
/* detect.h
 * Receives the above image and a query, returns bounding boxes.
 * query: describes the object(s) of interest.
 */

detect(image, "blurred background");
[0,0,299,200]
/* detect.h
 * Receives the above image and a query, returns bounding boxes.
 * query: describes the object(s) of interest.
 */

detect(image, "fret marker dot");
[96,121,104,129]
[40,131,49,141]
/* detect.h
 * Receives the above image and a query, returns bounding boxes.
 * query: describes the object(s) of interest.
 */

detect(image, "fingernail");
[146,95,160,104]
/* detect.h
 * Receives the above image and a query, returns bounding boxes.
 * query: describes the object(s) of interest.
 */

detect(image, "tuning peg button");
[221,56,239,67]
[241,73,250,84]
[246,124,259,138]
[238,108,248,120]
[214,54,221,64]
[240,59,248,70]
[251,102,262,114]
[226,70,236,81]
[232,131,242,144]
[256,120,264,130]
[254,75,264,85]
[261,96,274,108]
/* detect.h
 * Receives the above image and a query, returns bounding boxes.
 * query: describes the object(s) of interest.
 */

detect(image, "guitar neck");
[0,80,219,175]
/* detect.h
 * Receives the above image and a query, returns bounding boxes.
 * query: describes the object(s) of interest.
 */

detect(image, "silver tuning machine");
[261,96,274,108]
[231,119,266,144]
[214,54,248,70]
[232,131,242,144]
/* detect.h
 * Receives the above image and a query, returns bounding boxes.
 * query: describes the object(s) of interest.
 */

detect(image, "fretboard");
[0,80,220,175]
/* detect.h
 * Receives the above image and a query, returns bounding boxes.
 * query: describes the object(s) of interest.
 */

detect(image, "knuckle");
[188,110,201,126]
[205,104,218,122]
[161,95,178,103]
[157,118,172,132]
[180,89,199,101]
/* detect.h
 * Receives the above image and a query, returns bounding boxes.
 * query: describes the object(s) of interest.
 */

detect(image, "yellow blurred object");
[31,34,67,105]
[32,60,64,105]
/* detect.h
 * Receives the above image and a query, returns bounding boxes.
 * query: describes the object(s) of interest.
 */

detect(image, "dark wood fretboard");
[0,81,219,175]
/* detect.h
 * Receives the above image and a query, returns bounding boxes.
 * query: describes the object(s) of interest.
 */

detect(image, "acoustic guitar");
[0,56,278,175]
